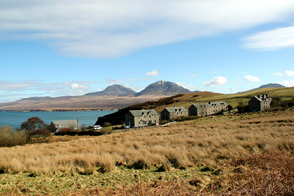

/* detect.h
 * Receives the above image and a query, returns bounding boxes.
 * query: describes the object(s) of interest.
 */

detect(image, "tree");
[20,117,48,132]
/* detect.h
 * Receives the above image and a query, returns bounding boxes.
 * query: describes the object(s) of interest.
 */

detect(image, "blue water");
[0,110,116,129]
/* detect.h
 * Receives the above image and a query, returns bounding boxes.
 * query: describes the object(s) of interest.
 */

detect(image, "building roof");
[51,119,80,129]
[128,109,159,117]
[164,107,188,113]
[190,101,227,109]
[251,94,272,102]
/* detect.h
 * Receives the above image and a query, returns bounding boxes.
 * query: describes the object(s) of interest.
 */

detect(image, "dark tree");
[20,117,48,132]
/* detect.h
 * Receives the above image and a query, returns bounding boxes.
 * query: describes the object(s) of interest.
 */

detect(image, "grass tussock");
[65,152,293,196]
[0,126,27,147]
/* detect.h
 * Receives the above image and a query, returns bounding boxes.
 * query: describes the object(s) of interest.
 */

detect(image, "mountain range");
[0,81,286,111]
[85,80,191,97]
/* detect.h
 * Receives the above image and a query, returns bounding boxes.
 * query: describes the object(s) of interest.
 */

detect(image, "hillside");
[95,87,294,126]
[85,84,136,96]
[0,95,165,111]
[135,80,191,96]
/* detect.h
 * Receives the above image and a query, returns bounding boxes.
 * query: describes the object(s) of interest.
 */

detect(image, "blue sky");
[0,0,294,103]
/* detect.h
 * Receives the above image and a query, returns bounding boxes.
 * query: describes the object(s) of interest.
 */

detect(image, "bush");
[27,127,52,138]
[0,126,27,147]
[103,122,112,127]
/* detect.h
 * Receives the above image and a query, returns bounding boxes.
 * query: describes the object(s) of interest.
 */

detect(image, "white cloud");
[202,76,228,87]
[279,79,294,87]
[244,75,261,82]
[70,83,87,89]
[69,83,89,96]
[146,70,159,76]
[273,70,294,77]
[0,0,293,58]
[176,82,196,91]
[242,26,294,51]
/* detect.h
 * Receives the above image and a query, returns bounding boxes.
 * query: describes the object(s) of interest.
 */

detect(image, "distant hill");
[135,81,191,96]
[86,84,136,97]
[238,83,285,93]
[258,83,285,89]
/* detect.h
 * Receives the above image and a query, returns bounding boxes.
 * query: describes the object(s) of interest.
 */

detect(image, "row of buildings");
[51,94,272,130]
[125,94,272,127]
[125,101,228,127]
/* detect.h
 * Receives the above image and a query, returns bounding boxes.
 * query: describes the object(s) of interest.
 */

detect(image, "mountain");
[0,81,190,111]
[258,83,285,89]
[135,81,191,96]
[86,84,136,97]
[238,83,285,94]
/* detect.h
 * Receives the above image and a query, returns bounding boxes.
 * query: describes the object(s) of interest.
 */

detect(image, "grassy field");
[0,107,293,195]
[153,87,294,113]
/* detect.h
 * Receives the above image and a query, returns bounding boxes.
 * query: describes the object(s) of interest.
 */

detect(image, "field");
[153,87,294,113]
[0,107,293,195]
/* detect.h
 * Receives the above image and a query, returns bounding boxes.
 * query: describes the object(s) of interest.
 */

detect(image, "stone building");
[248,94,272,112]
[161,107,188,120]
[125,109,159,127]
[51,119,81,132]
[189,101,228,117]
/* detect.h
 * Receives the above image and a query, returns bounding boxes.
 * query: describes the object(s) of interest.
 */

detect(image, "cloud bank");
[273,70,294,77]
[0,0,293,58]
[242,26,294,51]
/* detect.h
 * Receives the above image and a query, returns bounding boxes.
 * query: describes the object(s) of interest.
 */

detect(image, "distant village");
[51,94,272,132]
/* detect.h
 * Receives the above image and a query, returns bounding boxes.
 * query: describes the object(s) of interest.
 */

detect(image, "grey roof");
[252,95,272,102]
[128,109,159,117]
[51,119,80,129]
[164,107,188,113]
[190,101,228,109]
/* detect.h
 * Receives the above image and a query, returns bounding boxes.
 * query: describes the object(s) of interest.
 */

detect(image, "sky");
[0,0,294,103]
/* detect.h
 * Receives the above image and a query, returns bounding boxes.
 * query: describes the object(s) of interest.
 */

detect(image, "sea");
[0,110,117,130]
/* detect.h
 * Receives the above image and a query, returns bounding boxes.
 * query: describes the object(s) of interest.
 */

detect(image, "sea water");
[0,110,117,129]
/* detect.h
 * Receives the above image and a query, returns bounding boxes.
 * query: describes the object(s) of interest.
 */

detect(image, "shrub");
[103,122,112,127]
[0,126,27,147]
[28,127,52,137]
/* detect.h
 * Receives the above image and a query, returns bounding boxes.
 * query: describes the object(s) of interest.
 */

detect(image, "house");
[248,94,272,112]
[50,119,81,132]
[161,107,188,120]
[189,101,228,117]
[125,109,159,127]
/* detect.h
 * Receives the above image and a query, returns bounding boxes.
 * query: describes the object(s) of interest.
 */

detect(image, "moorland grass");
[0,108,293,195]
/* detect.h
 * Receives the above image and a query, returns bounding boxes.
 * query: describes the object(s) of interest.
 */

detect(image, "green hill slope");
[95,87,294,126]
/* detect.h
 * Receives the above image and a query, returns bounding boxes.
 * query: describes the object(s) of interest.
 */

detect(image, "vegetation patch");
[0,107,293,195]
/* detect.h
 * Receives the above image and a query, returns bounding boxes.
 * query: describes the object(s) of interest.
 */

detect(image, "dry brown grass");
[0,108,293,176]
[67,152,293,196]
